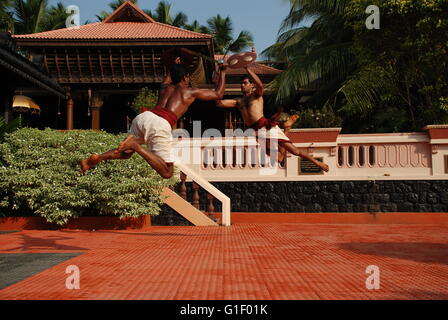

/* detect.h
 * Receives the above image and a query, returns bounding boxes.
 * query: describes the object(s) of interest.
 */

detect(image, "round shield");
[227,51,257,69]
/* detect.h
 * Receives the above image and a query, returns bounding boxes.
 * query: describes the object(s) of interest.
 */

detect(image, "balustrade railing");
[172,130,448,181]
[174,163,231,226]
[336,143,431,169]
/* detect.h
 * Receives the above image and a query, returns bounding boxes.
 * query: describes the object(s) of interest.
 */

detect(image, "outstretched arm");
[245,66,264,97]
[216,99,238,108]
[191,64,227,101]
[161,73,172,86]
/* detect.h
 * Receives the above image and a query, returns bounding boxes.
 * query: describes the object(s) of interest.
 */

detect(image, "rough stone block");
[432,204,448,212]
[374,194,390,203]
[397,202,415,212]
[415,204,432,212]
[407,193,419,203]
[381,204,398,212]
[338,204,354,212]
[341,181,355,193]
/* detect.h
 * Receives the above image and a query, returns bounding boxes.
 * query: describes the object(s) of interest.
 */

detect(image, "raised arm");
[245,66,264,97]
[191,64,226,101]
[161,73,172,86]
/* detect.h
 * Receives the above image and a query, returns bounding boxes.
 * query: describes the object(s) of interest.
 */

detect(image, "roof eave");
[0,47,66,98]
[13,37,213,47]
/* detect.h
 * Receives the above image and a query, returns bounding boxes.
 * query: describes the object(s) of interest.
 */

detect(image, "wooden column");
[66,98,74,130]
[90,107,101,130]
[0,84,15,122]
[90,94,104,130]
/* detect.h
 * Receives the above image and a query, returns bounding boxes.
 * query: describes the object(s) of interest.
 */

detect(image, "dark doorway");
[101,94,135,134]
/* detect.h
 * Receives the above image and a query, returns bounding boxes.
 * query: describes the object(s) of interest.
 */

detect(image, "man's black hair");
[170,64,190,85]
[240,75,254,83]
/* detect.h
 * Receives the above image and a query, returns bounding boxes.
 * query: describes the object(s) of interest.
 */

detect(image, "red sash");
[150,107,178,128]
[249,117,279,130]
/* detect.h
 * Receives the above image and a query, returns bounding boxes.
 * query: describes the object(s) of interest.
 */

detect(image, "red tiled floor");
[1,223,448,300]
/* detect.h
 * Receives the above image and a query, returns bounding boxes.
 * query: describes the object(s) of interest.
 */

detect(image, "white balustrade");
[172,131,448,182]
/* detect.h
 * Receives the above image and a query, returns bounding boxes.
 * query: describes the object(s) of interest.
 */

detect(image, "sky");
[48,0,291,56]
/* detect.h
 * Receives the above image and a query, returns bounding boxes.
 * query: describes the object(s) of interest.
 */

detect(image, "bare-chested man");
[80,62,227,179]
[216,66,329,172]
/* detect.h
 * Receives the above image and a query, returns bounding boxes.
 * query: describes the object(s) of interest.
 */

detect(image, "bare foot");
[317,161,329,172]
[80,153,100,173]
[284,114,299,129]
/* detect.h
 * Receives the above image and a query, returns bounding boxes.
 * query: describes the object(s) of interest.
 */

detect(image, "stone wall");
[154,180,448,225]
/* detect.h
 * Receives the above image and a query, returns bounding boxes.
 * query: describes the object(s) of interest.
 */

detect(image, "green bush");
[279,105,343,129]
[0,128,179,225]
[130,87,159,113]
[0,116,22,143]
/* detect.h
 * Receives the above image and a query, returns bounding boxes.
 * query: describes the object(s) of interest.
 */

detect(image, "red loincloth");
[249,117,279,130]
[150,107,178,128]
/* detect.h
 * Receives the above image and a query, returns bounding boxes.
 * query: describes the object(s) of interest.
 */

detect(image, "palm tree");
[206,14,254,55]
[109,0,137,11]
[0,0,11,16]
[0,0,13,31]
[11,0,74,34]
[40,2,69,31]
[146,1,188,28]
[263,0,353,103]
[12,0,48,34]
[95,10,109,22]
[263,0,389,114]
[185,20,209,34]
[96,0,138,22]
[97,0,188,28]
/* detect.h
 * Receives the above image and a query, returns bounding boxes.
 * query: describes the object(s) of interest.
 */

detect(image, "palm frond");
[335,65,394,115]
[108,0,137,11]
[172,12,187,28]
[185,20,209,34]
[227,30,253,53]
[154,0,172,24]
[40,1,68,31]
[95,10,109,22]
[13,0,48,34]
[268,41,355,103]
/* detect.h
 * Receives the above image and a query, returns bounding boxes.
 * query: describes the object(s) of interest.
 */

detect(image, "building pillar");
[0,84,15,122]
[66,98,74,130]
[90,94,104,130]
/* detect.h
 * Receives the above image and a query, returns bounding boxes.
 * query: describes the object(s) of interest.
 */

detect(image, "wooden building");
[11,1,281,134]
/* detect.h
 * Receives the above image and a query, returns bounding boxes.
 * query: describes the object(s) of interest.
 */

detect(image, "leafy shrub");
[280,105,342,129]
[0,128,179,225]
[130,87,159,113]
[0,116,22,143]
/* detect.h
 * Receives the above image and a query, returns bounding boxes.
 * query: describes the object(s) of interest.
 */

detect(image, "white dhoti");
[256,125,291,143]
[128,111,174,163]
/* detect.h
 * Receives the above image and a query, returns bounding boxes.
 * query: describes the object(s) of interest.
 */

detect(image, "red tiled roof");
[13,22,212,40]
[13,1,211,41]
[215,54,281,75]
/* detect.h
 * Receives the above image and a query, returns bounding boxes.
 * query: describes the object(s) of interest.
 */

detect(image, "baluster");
[207,193,215,214]
[192,182,200,209]
[180,172,187,200]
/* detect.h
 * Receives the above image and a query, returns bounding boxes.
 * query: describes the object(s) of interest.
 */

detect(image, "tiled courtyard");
[0,223,447,300]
